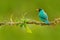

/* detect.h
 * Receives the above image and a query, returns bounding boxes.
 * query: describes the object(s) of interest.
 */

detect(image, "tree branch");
[0,18,60,26]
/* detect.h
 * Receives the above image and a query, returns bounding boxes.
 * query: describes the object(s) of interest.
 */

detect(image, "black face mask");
[39,9,42,12]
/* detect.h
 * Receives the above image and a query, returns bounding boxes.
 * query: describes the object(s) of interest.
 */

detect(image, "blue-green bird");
[37,8,50,24]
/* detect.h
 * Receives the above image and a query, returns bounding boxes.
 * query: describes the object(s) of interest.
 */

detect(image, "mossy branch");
[0,18,60,26]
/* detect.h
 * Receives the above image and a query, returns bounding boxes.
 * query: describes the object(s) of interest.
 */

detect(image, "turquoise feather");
[38,9,50,24]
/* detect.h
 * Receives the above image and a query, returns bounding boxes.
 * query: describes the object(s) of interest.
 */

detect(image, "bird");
[36,8,50,25]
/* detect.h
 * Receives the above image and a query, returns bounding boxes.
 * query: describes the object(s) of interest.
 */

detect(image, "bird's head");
[36,8,42,12]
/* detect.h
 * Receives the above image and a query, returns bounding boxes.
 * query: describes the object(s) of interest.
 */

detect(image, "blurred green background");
[0,0,60,40]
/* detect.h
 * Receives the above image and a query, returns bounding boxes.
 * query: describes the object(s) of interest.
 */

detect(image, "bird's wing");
[39,10,48,20]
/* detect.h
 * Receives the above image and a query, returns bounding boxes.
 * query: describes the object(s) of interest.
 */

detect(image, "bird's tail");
[45,20,50,25]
